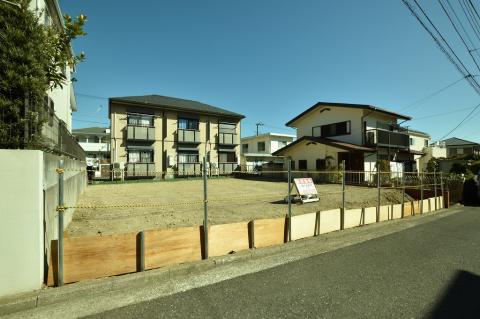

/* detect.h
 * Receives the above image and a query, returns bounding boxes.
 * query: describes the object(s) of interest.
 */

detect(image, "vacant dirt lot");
[66,178,412,237]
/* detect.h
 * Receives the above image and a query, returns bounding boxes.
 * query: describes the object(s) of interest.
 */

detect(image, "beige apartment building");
[109,95,244,178]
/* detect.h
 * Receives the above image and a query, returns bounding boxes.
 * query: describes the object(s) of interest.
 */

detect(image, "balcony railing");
[42,114,86,160]
[218,162,239,175]
[218,132,238,145]
[127,125,155,141]
[126,162,156,177]
[177,162,202,176]
[177,129,200,144]
[365,129,409,149]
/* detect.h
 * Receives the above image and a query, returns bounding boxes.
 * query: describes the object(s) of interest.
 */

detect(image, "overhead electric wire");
[403,0,480,140]
[409,104,477,120]
[76,93,108,99]
[438,102,480,139]
[73,119,109,125]
[459,0,480,46]
[400,76,465,111]
[438,0,480,73]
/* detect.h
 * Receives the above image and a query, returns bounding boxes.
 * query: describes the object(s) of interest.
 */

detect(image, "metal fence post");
[440,171,444,209]
[288,158,292,242]
[139,230,145,272]
[401,171,405,218]
[376,162,380,223]
[341,160,345,230]
[57,159,65,287]
[420,173,424,214]
[203,157,209,259]
[434,169,438,210]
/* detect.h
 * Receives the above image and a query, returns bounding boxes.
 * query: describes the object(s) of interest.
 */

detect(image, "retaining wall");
[46,195,445,287]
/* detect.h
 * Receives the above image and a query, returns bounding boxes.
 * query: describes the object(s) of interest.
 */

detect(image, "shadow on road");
[426,270,480,318]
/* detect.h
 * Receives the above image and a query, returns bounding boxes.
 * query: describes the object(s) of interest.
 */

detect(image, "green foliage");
[0,0,86,148]
[450,162,467,174]
[426,158,439,172]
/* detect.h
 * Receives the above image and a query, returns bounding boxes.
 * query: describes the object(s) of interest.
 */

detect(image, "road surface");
[87,206,480,318]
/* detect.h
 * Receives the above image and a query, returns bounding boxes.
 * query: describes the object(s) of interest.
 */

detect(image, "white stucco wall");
[0,150,86,297]
[0,150,44,296]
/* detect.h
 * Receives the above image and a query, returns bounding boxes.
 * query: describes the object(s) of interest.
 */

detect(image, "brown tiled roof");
[272,136,375,156]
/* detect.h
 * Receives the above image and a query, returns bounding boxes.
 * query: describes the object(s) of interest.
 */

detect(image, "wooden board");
[403,202,413,217]
[319,209,341,234]
[254,217,286,248]
[47,232,137,286]
[209,222,249,257]
[344,208,363,229]
[290,212,317,240]
[422,199,430,213]
[379,205,391,222]
[392,204,402,219]
[145,226,202,270]
[364,207,377,224]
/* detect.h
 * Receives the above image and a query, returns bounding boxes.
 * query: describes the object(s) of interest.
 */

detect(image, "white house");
[29,0,77,132]
[73,127,111,167]
[408,129,431,172]
[273,102,422,175]
[240,133,296,169]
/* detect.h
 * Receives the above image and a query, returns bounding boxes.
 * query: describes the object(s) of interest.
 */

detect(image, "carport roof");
[272,136,375,156]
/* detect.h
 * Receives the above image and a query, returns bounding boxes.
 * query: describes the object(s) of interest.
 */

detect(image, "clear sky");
[61,0,480,141]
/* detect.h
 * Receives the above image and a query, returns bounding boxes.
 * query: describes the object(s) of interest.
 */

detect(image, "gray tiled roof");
[441,137,480,146]
[110,95,245,119]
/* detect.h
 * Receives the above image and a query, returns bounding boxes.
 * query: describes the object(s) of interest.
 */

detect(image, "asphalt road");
[87,206,480,319]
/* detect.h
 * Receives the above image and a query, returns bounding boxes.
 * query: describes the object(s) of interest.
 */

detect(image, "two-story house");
[72,127,111,167]
[439,137,480,158]
[273,102,419,174]
[240,133,296,170]
[109,95,244,178]
[408,129,431,172]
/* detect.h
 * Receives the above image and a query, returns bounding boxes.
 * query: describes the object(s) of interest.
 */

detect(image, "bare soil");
[66,178,412,237]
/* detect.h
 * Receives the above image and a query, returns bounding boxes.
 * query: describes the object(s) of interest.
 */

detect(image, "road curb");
[0,207,461,317]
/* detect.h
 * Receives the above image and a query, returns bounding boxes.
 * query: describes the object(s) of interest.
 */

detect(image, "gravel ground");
[66,177,412,237]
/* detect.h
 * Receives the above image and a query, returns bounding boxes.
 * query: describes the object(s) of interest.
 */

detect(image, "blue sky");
[62,0,480,141]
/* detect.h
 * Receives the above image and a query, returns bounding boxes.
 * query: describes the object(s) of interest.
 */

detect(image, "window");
[424,140,428,147]
[178,118,199,130]
[409,138,415,146]
[290,160,295,170]
[457,148,464,155]
[316,159,326,170]
[219,152,236,163]
[299,160,307,170]
[219,122,236,134]
[128,150,153,163]
[315,121,351,138]
[128,114,153,127]
[242,144,249,153]
[178,152,199,163]
[258,141,266,152]
[44,96,54,126]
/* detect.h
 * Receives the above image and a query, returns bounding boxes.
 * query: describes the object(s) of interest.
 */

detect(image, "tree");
[0,0,86,149]
[426,158,439,172]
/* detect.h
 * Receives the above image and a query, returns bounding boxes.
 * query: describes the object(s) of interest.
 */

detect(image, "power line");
[76,93,108,99]
[73,119,109,125]
[438,0,480,73]
[438,102,480,139]
[410,104,477,120]
[400,76,465,111]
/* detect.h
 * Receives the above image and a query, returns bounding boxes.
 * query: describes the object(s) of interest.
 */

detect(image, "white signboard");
[294,178,318,196]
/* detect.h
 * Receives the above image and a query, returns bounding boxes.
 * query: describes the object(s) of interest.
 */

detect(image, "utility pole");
[255,122,264,136]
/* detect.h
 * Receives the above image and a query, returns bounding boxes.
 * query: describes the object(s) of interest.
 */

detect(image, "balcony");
[218,162,239,175]
[127,125,155,141]
[177,162,202,176]
[365,129,409,149]
[177,129,200,144]
[126,162,156,178]
[218,132,238,145]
